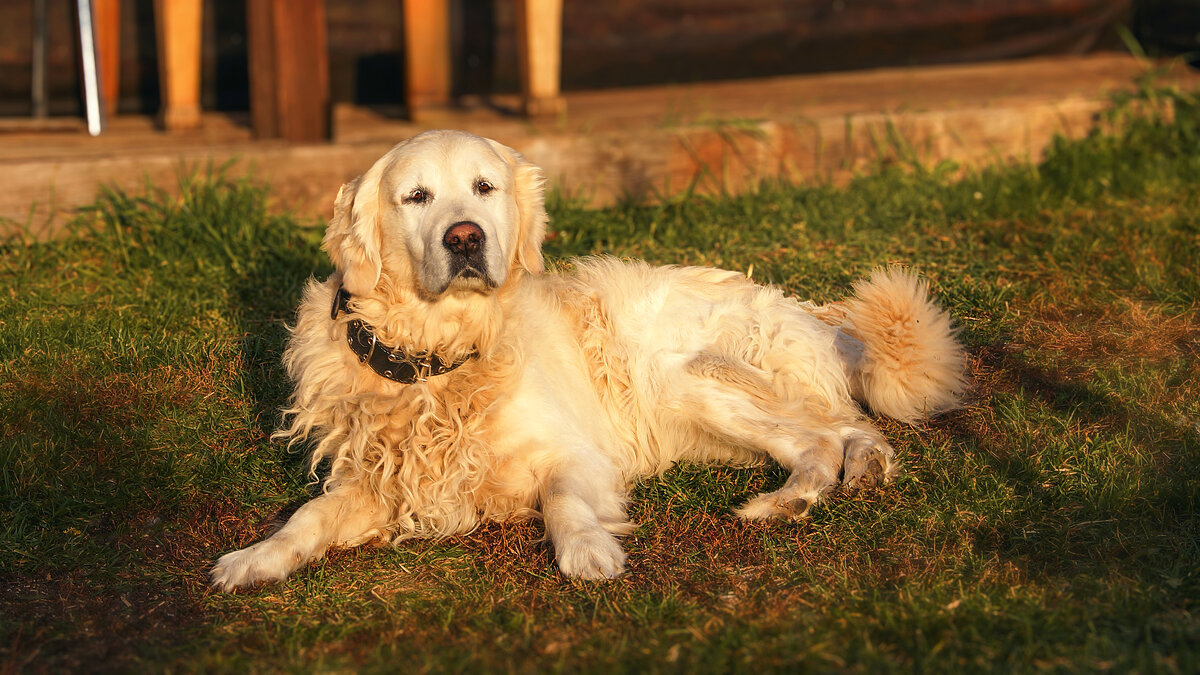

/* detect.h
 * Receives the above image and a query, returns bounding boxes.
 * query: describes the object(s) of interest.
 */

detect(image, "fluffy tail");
[840,267,968,423]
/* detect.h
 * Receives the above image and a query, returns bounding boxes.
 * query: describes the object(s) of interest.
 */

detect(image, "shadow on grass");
[0,367,223,669]
[947,339,1199,591]
[0,168,336,670]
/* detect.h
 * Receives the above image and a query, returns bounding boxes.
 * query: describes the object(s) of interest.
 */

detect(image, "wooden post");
[403,0,451,116]
[153,0,202,130]
[514,0,563,117]
[93,0,121,118]
[246,0,330,141]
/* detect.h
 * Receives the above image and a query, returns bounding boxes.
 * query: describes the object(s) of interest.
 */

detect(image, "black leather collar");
[331,287,474,384]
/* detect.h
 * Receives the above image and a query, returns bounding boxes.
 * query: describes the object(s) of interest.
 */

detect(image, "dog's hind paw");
[734,491,816,520]
[842,435,897,489]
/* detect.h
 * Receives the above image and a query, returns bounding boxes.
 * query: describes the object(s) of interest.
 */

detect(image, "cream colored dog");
[210,130,967,590]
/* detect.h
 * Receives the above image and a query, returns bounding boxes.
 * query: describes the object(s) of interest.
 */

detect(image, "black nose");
[443,222,485,255]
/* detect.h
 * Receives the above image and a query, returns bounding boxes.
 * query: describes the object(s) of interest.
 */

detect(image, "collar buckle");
[414,355,433,382]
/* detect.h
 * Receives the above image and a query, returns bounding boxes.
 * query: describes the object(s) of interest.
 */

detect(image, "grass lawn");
[2,88,1198,672]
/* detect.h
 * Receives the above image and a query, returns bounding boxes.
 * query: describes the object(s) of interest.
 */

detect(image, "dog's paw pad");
[856,459,885,488]
[782,497,810,516]
[843,438,896,490]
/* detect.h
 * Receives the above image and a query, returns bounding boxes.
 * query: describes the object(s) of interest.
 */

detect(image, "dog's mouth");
[457,266,486,281]
[444,260,497,292]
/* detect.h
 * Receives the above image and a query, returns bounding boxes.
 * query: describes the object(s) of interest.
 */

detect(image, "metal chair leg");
[77,0,106,135]
[32,0,47,118]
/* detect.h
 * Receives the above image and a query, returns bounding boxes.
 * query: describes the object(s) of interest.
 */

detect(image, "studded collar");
[331,287,474,384]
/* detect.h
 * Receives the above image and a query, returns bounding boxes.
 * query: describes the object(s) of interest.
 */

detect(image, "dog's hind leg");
[676,353,892,520]
[210,481,390,591]
[734,422,897,519]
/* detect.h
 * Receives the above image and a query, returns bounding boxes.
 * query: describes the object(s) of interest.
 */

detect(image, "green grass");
[2,88,1198,672]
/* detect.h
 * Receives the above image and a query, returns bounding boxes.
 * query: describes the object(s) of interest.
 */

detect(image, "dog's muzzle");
[442,221,493,286]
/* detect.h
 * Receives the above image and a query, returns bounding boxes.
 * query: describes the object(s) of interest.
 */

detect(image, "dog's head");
[323,130,548,298]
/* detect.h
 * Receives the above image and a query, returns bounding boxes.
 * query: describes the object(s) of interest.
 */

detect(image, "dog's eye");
[475,179,494,196]
[404,188,429,205]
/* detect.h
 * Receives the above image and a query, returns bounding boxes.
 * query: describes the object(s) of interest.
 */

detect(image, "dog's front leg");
[541,457,631,580]
[210,482,388,591]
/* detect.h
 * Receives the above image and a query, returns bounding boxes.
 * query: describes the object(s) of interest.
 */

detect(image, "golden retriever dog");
[210,130,967,590]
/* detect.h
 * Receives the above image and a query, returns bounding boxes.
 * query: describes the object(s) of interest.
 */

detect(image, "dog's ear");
[487,139,548,275]
[322,169,383,296]
[513,159,548,274]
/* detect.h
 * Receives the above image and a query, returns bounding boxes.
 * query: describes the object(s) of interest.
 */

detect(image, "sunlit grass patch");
[2,89,1198,672]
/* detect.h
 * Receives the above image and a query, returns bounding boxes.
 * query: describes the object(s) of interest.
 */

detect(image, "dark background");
[0,0,1195,118]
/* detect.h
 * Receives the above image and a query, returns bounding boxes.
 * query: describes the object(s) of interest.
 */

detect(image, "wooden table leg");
[403,0,452,117]
[515,0,564,117]
[153,0,202,131]
[246,0,330,141]
[93,0,120,119]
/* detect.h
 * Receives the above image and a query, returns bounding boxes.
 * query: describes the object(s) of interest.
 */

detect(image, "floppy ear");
[512,159,549,274]
[322,168,383,296]
[487,139,548,275]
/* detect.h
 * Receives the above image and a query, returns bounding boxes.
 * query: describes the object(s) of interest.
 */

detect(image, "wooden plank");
[4,54,1195,234]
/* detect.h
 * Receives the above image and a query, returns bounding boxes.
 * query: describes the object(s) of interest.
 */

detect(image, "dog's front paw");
[210,540,304,592]
[555,528,626,580]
